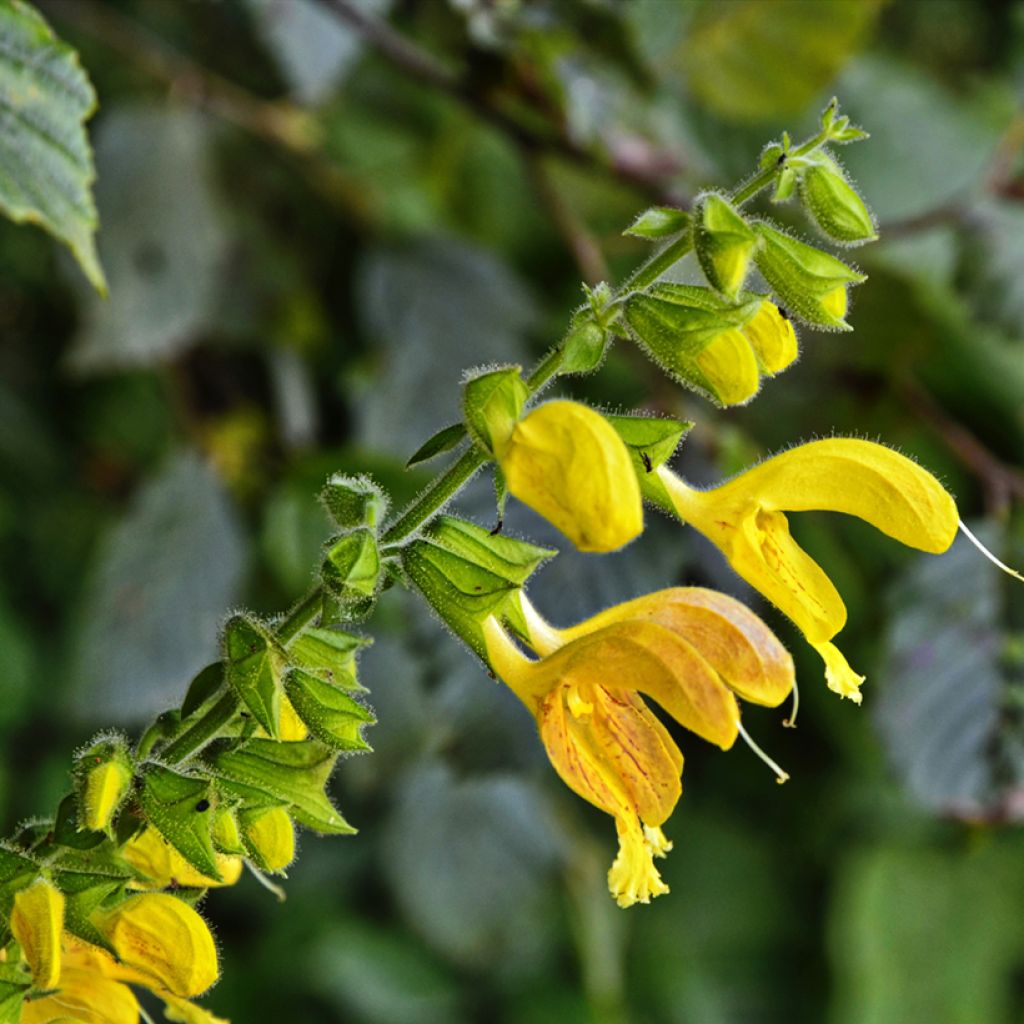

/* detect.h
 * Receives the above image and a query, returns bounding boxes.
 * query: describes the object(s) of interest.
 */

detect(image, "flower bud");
[92,893,218,998]
[622,284,762,406]
[74,737,133,835]
[494,400,643,552]
[693,193,758,299]
[753,223,865,330]
[799,156,877,246]
[239,806,295,873]
[10,878,64,989]
[741,300,797,375]
[121,826,243,889]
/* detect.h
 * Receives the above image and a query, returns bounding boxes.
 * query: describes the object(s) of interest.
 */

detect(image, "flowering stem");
[730,126,832,206]
[161,692,239,765]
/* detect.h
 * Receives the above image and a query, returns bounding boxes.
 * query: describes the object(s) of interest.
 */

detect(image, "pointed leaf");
[285,668,374,751]
[605,414,693,474]
[0,0,105,291]
[624,206,690,240]
[287,626,369,692]
[405,423,468,468]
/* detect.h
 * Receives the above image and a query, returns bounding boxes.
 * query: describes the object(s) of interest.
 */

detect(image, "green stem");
[381,446,489,545]
[621,234,693,293]
[277,588,324,645]
[161,692,239,765]
[731,126,831,206]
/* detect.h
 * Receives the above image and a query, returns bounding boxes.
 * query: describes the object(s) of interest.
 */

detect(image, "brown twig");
[900,377,1024,518]
[314,0,689,207]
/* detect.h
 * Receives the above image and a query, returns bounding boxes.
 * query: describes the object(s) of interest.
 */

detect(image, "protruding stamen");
[782,676,799,729]
[246,862,287,902]
[959,520,1024,583]
[519,594,564,656]
[736,718,790,784]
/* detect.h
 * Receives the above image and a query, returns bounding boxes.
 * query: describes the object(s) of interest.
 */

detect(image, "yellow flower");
[483,587,794,907]
[92,893,219,998]
[240,806,295,873]
[10,878,64,990]
[121,826,243,890]
[742,301,797,375]
[657,438,958,701]
[81,760,132,834]
[494,400,643,553]
[20,935,227,1024]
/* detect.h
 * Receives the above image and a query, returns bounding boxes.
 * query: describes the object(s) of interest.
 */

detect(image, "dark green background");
[3,1,1024,1020]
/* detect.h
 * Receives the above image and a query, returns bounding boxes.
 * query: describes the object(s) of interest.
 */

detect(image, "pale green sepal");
[798,154,877,246]
[693,192,759,299]
[138,765,222,882]
[224,615,284,738]
[204,738,353,835]
[287,626,370,692]
[284,668,375,752]
[462,365,528,454]
[559,320,610,375]
[320,474,389,530]
[73,736,134,835]
[320,528,382,618]
[605,414,693,475]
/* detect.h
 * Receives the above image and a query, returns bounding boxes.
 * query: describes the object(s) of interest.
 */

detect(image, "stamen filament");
[736,718,790,784]
[246,862,287,902]
[782,676,799,729]
[959,520,1024,583]
[519,595,565,656]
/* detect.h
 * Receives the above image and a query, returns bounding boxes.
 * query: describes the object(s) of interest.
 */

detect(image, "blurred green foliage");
[3,0,1024,1021]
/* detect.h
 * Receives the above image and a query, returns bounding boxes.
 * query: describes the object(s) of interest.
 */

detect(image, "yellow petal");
[695,328,761,406]
[742,302,798,375]
[539,621,741,749]
[11,878,64,990]
[720,438,958,553]
[121,828,242,889]
[554,587,795,708]
[241,806,295,873]
[811,641,865,703]
[83,761,132,833]
[93,894,219,998]
[821,285,848,320]
[607,818,670,908]
[19,966,139,1024]
[496,400,643,553]
[278,695,309,741]
[159,993,230,1024]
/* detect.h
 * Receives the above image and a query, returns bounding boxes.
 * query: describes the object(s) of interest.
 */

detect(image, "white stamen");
[736,718,790,784]
[519,594,565,656]
[246,862,287,902]
[782,676,799,729]
[959,519,1024,583]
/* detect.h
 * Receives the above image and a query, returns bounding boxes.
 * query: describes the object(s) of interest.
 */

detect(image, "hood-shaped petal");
[708,438,958,554]
[548,587,795,707]
[10,878,64,991]
[495,400,643,553]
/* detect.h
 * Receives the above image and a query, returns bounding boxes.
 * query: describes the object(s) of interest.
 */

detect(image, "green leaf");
[624,206,690,240]
[320,473,389,529]
[139,765,222,881]
[876,521,1024,813]
[205,738,353,835]
[224,614,284,738]
[405,423,468,468]
[605,414,692,475]
[0,0,105,291]
[287,626,370,692]
[682,0,883,122]
[426,515,555,585]
[180,663,225,718]
[558,320,610,376]
[285,668,375,751]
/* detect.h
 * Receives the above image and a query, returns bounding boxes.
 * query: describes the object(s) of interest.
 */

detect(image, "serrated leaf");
[624,206,690,240]
[605,414,693,474]
[224,615,283,738]
[405,423,468,468]
[139,766,222,881]
[0,0,105,291]
[876,522,1024,813]
[287,626,369,692]
[285,668,374,751]
[205,739,353,835]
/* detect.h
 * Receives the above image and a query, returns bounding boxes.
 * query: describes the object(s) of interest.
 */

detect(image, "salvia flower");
[482,587,794,907]
[494,400,643,553]
[10,878,64,990]
[656,438,958,702]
